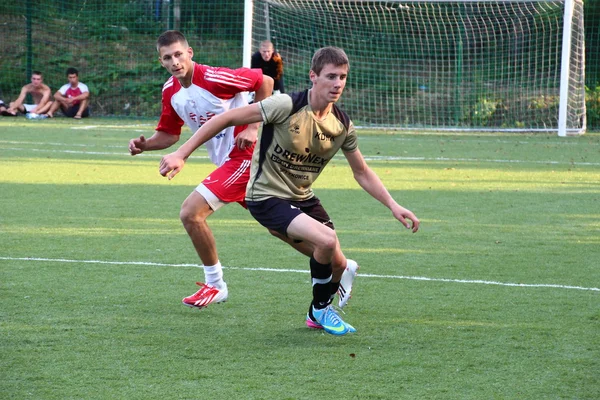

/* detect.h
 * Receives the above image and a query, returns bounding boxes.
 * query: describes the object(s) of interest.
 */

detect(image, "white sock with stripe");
[204,262,225,289]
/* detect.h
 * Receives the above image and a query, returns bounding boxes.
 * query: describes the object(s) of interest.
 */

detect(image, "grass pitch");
[1,118,599,399]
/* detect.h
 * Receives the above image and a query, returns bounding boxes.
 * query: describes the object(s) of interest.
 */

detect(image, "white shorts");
[195,183,228,212]
[24,104,36,112]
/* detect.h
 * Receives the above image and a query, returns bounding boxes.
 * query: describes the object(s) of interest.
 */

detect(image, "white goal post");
[244,0,586,135]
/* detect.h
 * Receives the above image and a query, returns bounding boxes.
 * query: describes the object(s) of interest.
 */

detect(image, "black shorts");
[63,103,90,118]
[246,197,334,237]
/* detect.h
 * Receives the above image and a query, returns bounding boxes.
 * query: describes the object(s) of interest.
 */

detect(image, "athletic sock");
[204,262,225,289]
[310,255,332,309]
[329,281,340,304]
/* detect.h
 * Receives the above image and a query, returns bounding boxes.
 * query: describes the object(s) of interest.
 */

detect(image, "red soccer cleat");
[182,282,228,309]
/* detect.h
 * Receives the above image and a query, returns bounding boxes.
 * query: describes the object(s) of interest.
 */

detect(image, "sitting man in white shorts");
[2,71,53,116]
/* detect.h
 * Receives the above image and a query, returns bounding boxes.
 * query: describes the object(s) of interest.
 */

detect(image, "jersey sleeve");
[341,121,358,153]
[272,54,284,81]
[155,81,184,136]
[59,84,70,95]
[258,93,293,124]
[198,64,264,99]
[78,83,89,93]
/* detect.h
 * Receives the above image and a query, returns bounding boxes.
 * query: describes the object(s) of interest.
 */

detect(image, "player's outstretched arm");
[129,130,179,155]
[235,75,273,150]
[344,148,420,233]
[254,75,274,103]
[159,104,264,180]
[8,86,28,112]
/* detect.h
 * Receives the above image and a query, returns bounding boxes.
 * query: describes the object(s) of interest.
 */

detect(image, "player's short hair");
[66,67,79,76]
[311,47,349,76]
[156,30,189,52]
[32,71,42,77]
[260,40,274,50]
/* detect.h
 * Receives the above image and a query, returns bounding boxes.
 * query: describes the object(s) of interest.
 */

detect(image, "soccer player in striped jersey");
[128,30,274,308]
[159,47,420,335]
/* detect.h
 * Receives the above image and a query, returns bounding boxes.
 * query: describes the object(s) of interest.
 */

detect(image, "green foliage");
[586,85,600,128]
[465,97,499,127]
[0,1,243,118]
[585,0,600,109]
[0,0,598,130]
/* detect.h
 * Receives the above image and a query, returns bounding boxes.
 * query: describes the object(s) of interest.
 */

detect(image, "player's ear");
[188,46,194,59]
[157,48,165,67]
[309,70,317,84]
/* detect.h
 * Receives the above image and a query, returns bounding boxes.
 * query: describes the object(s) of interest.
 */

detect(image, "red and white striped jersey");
[157,62,264,166]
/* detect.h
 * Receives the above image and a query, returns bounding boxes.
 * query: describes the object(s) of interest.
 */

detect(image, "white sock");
[204,262,225,289]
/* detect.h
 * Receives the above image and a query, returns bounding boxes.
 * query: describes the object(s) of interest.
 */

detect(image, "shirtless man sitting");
[1,71,53,116]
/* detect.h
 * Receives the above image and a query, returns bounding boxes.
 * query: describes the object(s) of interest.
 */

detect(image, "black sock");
[330,281,340,298]
[310,255,332,310]
[308,303,316,321]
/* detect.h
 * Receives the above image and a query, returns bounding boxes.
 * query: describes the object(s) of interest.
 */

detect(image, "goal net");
[246,0,586,134]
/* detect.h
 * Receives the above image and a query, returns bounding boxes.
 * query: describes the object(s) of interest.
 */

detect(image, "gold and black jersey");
[246,90,358,202]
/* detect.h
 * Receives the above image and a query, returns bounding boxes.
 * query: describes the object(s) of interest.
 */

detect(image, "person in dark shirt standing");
[251,40,284,94]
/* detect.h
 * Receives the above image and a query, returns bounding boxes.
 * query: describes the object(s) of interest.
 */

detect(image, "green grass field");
[1,118,599,399]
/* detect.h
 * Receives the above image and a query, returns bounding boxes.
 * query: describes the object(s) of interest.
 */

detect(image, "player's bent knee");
[317,230,338,253]
[180,205,207,225]
[180,194,213,225]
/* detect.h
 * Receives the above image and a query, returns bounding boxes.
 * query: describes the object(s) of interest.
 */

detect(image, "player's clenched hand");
[391,204,420,233]
[235,126,258,150]
[129,135,146,155]
[159,152,185,180]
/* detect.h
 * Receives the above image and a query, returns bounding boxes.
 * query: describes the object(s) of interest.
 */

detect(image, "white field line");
[366,136,596,146]
[69,125,153,130]
[360,155,600,166]
[3,137,592,147]
[1,147,209,159]
[2,145,599,166]
[0,140,134,148]
[1,256,598,292]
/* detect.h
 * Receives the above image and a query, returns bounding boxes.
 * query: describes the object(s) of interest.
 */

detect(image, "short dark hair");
[32,71,42,77]
[66,67,79,76]
[310,47,349,76]
[156,30,188,52]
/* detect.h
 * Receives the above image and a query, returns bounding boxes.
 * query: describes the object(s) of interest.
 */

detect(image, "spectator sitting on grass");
[1,71,53,116]
[46,67,90,119]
